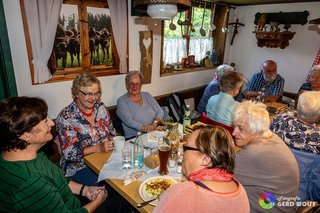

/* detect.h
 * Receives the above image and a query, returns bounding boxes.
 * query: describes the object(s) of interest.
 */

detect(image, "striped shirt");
[246,72,285,96]
[0,152,87,213]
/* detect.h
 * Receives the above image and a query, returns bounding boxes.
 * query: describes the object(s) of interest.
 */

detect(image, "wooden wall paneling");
[139,31,153,84]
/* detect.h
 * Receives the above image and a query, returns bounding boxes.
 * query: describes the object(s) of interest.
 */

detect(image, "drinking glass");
[122,148,132,169]
[158,138,171,175]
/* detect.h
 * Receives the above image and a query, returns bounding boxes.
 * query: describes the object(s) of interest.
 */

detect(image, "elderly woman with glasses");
[154,126,250,213]
[232,101,299,213]
[0,96,107,212]
[56,72,116,185]
[117,71,164,138]
[299,65,320,92]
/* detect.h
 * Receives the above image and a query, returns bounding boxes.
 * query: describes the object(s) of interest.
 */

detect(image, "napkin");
[123,170,147,186]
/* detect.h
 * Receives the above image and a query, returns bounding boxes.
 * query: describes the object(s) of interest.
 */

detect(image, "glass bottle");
[183,105,191,134]
[288,99,296,116]
[256,87,265,103]
[133,132,144,168]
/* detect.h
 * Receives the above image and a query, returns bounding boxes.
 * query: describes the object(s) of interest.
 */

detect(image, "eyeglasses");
[128,82,141,87]
[183,145,200,153]
[79,90,101,98]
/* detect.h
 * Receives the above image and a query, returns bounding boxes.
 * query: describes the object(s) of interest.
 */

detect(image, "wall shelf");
[253,31,296,49]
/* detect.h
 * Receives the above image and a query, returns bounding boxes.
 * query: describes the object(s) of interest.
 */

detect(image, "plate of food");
[138,176,177,206]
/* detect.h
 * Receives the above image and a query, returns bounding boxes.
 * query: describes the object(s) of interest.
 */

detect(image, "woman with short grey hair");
[299,65,320,92]
[197,64,244,114]
[271,91,320,154]
[206,71,244,126]
[233,100,299,213]
[232,101,272,138]
[117,70,164,138]
[56,72,116,185]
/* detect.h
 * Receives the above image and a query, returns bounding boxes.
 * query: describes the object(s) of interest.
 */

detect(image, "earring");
[25,140,31,146]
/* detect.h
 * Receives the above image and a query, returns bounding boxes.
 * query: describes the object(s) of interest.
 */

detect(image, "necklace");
[76,100,94,117]
[129,94,142,103]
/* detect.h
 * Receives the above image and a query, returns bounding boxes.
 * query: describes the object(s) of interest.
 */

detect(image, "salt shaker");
[168,153,177,168]
[176,160,182,173]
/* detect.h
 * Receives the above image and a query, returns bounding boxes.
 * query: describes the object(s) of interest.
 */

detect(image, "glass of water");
[122,148,132,169]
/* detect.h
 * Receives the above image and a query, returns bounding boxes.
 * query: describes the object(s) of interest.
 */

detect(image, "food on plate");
[145,178,175,197]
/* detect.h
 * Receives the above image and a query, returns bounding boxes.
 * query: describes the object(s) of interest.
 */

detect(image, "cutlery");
[137,195,160,208]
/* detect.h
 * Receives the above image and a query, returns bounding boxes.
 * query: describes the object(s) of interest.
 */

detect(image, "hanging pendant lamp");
[133,0,191,20]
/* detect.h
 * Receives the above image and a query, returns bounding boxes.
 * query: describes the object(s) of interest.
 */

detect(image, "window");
[21,0,125,84]
[160,3,228,75]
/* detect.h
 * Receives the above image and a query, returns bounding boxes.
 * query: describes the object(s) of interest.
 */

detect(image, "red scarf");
[188,168,234,182]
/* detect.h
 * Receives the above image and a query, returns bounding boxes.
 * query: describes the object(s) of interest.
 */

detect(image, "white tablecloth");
[97,130,183,183]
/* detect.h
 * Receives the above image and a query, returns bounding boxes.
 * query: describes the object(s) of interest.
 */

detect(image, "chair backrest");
[290,148,320,202]
[165,92,186,123]
[198,113,234,135]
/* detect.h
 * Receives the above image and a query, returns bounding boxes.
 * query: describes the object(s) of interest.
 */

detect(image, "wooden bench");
[42,85,206,163]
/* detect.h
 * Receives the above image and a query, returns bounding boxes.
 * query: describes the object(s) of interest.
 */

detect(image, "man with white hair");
[232,101,299,213]
[245,60,284,102]
[197,64,238,114]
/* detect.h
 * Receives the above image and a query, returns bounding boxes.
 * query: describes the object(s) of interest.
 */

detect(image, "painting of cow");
[68,27,81,67]
[99,28,111,61]
[54,24,67,68]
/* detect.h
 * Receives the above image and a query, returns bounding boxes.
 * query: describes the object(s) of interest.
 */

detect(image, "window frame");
[160,3,229,76]
[20,0,125,84]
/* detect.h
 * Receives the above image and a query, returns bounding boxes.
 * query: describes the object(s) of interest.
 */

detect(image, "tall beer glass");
[158,139,171,175]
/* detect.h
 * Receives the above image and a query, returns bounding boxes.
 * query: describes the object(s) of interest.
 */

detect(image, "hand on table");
[245,91,259,99]
[103,140,114,152]
[93,140,113,153]
[143,124,156,132]
[155,126,166,131]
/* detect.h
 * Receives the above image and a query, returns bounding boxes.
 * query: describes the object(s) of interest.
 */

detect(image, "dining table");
[84,130,184,213]
[85,151,155,213]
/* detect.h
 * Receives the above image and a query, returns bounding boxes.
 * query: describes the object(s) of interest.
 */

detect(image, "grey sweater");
[235,133,299,213]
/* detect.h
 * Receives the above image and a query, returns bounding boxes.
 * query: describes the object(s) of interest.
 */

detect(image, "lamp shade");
[133,0,191,20]
[147,4,177,20]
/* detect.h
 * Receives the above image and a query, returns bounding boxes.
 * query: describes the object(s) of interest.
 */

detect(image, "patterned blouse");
[270,113,320,154]
[56,100,116,177]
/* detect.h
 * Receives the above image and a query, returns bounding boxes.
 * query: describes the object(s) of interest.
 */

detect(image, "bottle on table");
[133,132,144,168]
[256,87,266,103]
[183,105,191,134]
[288,99,296,116]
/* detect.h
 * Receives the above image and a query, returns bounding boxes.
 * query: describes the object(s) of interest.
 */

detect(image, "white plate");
[138,176,177,206]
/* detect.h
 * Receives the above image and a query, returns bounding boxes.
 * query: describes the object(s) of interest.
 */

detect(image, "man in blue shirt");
[245,60,284,102]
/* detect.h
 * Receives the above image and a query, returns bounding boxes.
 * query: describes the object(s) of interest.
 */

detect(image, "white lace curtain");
[24,0,63,84]
[163,37,213,64]
[107,0,128,74]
